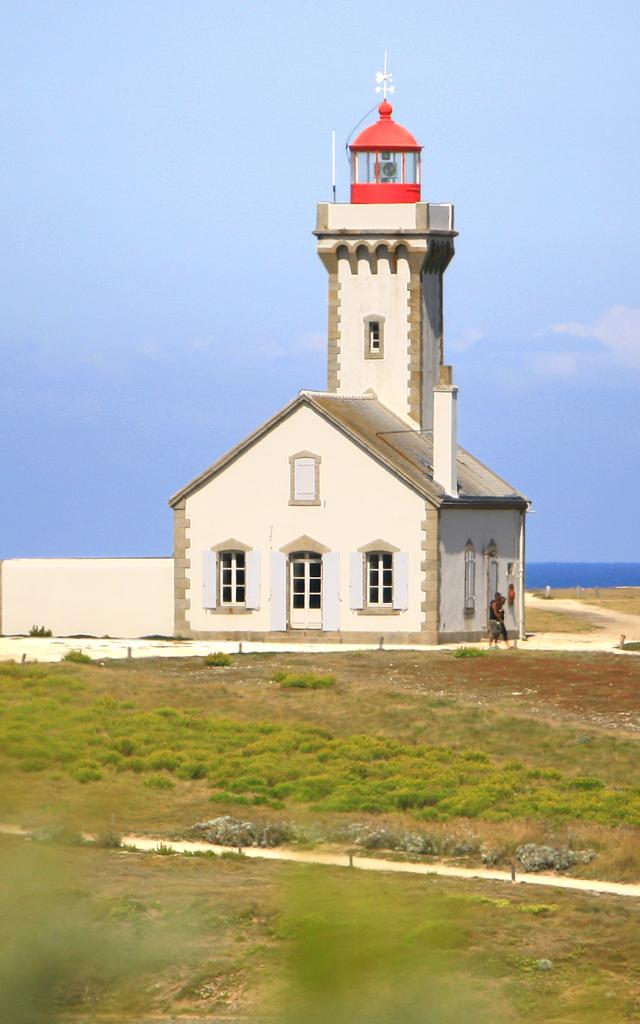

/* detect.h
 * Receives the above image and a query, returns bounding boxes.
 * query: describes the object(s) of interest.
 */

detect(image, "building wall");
[336,247,413,419]
[0,558,174,637]
[439,508,522,639]
[184,404,428,637]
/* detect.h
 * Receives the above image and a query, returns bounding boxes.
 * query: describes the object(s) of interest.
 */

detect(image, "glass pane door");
[289,552,322,629]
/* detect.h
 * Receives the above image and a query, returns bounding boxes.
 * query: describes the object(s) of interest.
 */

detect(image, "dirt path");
[2,824,639,901]
[118,834,640,899]
[526,593,640,636]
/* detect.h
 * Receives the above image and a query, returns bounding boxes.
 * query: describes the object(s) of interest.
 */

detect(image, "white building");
[169,99,529,644]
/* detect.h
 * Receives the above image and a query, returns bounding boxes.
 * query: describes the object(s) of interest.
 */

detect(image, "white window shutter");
[270,551,287,631]
[392,551,409,610]
[322,551,341,631]
[245,551,261,610]
[349,552,364,610]
[202,550,217,609]
[294,458,316,500]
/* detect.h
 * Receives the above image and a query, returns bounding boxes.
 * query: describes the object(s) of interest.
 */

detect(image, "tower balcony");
[315,201,455,237]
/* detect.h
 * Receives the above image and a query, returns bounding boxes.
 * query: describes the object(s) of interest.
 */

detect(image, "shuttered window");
[464,544,476,612]
[289,451,321,505]
[294,458,316,501]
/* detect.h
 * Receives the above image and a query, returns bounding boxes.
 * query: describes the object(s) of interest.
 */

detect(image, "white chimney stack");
[433,365,458,497]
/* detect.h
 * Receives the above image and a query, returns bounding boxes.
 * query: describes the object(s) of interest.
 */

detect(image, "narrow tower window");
[368,321,381,352]
[364,316,385,360]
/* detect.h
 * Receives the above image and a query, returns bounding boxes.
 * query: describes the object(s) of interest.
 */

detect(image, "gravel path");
[117,833,640,899]
[2,824,638,900]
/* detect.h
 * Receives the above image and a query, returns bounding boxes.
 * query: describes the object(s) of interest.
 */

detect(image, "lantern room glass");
[354,151,420,185]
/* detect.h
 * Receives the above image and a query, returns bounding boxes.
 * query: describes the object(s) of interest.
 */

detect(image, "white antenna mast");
[375,51,395,100]
[331,128,336,202]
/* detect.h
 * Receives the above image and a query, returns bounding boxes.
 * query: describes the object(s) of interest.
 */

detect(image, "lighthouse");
[315,100,455,432]
[169,73,528,646]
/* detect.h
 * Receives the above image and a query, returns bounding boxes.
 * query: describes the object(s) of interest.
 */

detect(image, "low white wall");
[0,558,174,638]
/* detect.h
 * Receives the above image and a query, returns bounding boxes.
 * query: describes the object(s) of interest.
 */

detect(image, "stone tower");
[315,100,456,431]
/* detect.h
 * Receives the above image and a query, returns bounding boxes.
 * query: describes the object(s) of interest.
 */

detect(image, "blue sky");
[2,0,639,561]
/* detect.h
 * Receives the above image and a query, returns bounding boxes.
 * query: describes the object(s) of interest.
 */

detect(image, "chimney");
[433,365,458,497]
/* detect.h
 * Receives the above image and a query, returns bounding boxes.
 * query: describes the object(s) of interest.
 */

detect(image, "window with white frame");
[219,551,246,606]
[366,551,393,607]
[464,543,476,612]
[364,316,384,359]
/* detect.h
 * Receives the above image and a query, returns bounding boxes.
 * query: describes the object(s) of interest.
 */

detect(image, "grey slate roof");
[169,391,528,508]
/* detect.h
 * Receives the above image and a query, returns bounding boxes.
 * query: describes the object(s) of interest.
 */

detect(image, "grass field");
[2,652,640,879]
[3,833,640,1024]
[4,651,640,1021]
[524,606,600,634]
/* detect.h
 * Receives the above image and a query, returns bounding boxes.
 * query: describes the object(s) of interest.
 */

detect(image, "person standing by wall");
[488,592,511,649]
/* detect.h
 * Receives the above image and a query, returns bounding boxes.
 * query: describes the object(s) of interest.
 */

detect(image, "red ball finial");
[378,99,393,119]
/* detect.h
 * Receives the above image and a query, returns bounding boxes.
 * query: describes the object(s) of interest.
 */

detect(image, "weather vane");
[375,51,395,100]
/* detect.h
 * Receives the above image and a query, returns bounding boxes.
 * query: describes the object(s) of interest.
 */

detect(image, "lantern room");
[349,100,422,204]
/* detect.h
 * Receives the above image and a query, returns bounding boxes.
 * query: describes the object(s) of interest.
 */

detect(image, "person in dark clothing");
[488,592,511,649]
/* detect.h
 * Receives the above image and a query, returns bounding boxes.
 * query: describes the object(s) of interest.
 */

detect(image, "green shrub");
[177,761,208,780]
[569,776,604,790]
[274,671,336,689]
[519,903,558,915]
[204,652,233,667]
[72,765,103,783]
[147,750,181,772]
[453,647,487,659]
[29,625,52,637]
[63,650,91,664]
[143,774,175,790]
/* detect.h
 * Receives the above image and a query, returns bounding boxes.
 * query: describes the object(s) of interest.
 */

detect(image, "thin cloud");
[550,305,640,368]
[448,328,483,353]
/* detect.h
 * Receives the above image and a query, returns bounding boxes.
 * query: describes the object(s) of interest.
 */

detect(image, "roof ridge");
[300,390,376,400]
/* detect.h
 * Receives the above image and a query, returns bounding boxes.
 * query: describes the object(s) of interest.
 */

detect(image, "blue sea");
[527,563,640,589]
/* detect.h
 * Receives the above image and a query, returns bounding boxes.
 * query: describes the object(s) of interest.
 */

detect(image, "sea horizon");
[526,562,640,589]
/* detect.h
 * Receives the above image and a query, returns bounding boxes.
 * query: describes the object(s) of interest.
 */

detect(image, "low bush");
[29,625,52,637]
[273,671,336,689]
[177,761,208,780]
[143,774,175,790]
[63,650,92,664]
[204,652,232,667]
[72,765,103,783]
[453,647,487,659]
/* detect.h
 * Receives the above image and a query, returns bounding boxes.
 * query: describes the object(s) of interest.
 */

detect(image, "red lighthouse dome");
[349,101,422,204]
